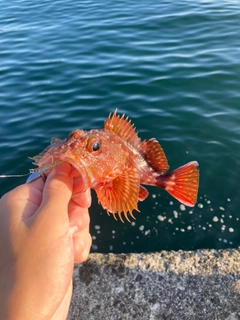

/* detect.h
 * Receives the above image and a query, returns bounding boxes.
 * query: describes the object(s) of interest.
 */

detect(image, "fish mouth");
[58,155,91,192]
[35,153,91,192]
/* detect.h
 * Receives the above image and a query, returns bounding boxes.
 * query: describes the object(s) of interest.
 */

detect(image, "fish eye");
[92,141,100,151]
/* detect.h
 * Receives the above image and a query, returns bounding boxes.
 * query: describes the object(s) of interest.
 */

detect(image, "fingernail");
[72,189,92,207]
[70,225,79,237]
[86,189,92,206]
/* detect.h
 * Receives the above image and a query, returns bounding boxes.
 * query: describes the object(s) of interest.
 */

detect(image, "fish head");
[34,128,126,191]
[64,129,127,187]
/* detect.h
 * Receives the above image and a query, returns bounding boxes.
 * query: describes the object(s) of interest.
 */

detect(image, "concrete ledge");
[68,249,240,320]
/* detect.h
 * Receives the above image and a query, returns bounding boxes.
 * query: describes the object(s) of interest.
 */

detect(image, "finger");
[72,188,91,208]
[1,177,45,223]
[73,230,92,264]
[36,163,73,225]
[72,173,84,194]
[68,202,90,237]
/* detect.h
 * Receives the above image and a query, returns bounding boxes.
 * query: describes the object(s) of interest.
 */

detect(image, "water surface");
[1,0,240,253]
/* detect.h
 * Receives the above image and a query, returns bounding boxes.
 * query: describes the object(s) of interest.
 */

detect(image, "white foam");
[180,204,186,211]
[157,215,166,221]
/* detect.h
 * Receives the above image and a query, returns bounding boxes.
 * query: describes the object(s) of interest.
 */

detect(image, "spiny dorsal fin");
[104,109,141,147]
[95,167,140,222]
[140,138,169,174]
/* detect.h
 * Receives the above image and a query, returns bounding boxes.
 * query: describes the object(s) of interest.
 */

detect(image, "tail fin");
[156,161,199,207]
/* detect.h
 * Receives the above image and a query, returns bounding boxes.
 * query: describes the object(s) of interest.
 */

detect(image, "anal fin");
[138,186,149,201]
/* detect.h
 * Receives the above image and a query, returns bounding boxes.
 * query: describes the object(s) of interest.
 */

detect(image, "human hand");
[0,163,92,320]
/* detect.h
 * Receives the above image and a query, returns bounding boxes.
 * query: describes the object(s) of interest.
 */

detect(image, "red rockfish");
[32,110,199,222]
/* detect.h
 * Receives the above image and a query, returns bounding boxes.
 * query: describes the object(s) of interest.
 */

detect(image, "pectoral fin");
[95,168,140,222]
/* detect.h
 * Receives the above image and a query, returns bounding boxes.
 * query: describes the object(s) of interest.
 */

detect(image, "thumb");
[37,163,73,225]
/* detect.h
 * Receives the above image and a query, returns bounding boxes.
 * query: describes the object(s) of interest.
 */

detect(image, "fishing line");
[0,173,30,178]
[0,170,35,178]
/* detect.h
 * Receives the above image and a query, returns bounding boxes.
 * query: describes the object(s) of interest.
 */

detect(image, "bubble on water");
[208,224,212,228]
[229,227,234,233]
[202,226,206,230]
[189,210,193,215]
[92,235,96,240]
[187,226,192,230]
[131,221,136,226]
[229,215,232,219]
[139,225,144,231]
[221,214,225,218]
[221,225,226,231]
[175,227,179,231]
[157,215,166,221]
[95,225,101,230]
[145,230,151,236]
[92,244,98,250]
[169,201,173,205]
[180,228,185,232]
[223,239,227,243]
[123,241,126,245]
[220,219,224,224]
[168,218,173,224]
[218,238,222,242]
[227,198,231,202]
[213,216,219,222]
[198,203,203,208]
[173,210,178,218]
[207,200,211,204]
[180,204,186,211]
[109,245,113,251]
[219,206,225,211]
[152,194,156,198]
[112,230,115,234]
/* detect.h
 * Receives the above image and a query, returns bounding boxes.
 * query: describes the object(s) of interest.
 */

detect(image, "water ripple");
[0,0,240,252]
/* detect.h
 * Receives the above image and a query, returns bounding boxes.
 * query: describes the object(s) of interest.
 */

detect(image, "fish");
[31,110,199,222]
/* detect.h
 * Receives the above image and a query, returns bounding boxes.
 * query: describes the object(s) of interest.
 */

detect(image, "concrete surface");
[68,249,240,320]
